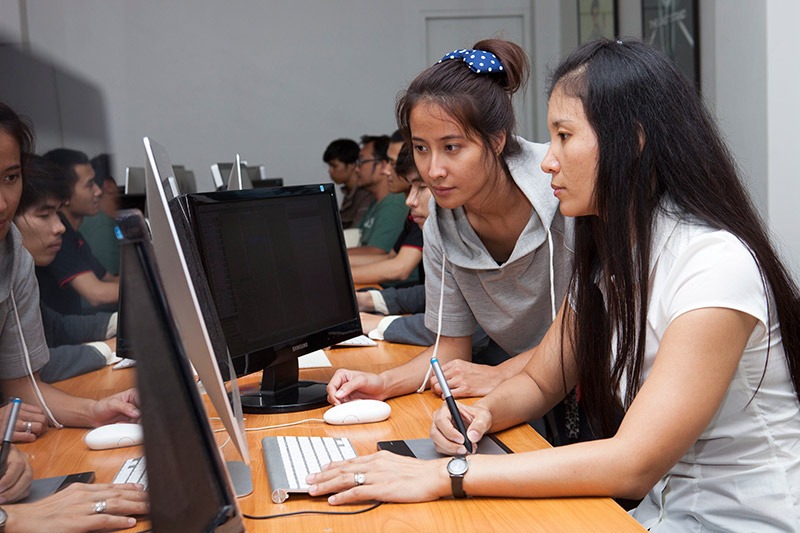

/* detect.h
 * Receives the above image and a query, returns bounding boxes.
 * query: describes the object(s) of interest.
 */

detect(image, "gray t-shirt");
[0,224,49,378]
[423,138,574,356]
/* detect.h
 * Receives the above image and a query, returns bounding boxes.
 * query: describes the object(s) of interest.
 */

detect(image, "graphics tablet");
[377,435,511,460]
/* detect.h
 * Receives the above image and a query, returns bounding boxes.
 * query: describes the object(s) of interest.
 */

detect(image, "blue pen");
[430,357,473,453]
[0,398,22,475]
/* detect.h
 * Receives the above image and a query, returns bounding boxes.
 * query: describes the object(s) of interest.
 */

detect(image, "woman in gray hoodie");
[327,39,576,437]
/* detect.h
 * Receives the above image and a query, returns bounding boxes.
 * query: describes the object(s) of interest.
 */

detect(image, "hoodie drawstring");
[9,289,63,428]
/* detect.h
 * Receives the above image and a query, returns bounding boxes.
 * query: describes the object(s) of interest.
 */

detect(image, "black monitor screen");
[178,185,360,413]
[190,188,356,357]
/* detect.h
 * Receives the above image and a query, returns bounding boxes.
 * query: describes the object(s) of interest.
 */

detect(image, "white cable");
[244,418,326,431]
[417,246,447,393]
[211,418,326,432]
[10,290,63,428]
[547,228,556,322]
[218,435,230,449]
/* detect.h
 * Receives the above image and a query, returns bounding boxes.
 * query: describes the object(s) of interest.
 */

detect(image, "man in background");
[38,148,118,315]
[323,138,374,229]
[79,153,120,276]
[348,135,407,258]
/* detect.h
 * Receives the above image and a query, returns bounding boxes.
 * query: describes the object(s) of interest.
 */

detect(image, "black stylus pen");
[430,357,473,453]
[0,398,22,476]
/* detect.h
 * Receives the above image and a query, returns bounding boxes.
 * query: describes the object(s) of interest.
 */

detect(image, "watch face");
[447,456,469,476]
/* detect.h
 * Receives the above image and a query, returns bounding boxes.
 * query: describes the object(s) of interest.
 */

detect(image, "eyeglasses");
[356,158,383,167]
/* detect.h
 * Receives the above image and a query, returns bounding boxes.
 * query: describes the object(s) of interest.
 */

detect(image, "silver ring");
[93,500,107,514]
[354,472,366,486]
[25,421,32,433]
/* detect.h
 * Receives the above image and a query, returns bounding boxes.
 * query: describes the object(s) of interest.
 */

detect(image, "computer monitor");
[246,165,264,183]
[143,137,249,461]
[125,166,146,194]
[173,165,198,194]
[226,155,253,191]
[251,177,284,189]
[116,209,244,533]
[211,159,253,191]
[178,184,361,413]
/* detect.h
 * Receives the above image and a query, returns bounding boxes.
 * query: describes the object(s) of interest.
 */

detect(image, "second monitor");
[176,185,361,413]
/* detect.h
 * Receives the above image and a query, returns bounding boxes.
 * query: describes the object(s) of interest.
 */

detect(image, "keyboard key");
[262,436,357,502]
[113,456,148,490]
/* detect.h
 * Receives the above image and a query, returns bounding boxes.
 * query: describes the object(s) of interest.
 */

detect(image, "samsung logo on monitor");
[292,342,309,352]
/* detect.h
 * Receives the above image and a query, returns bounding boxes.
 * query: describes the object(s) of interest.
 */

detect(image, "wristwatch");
[0,506,7,532]
[446,455,469,499]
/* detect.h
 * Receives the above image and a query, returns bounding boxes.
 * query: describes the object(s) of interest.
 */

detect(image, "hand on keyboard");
[262,436,357,502]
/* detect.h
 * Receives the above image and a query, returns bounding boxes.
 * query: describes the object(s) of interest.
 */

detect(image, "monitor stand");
[225,460,253,497]
[239,359,329,414]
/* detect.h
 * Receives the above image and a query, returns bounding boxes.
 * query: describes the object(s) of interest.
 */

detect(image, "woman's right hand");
[0,446,33,503]
[0,402,47,443]
[4,482,148,533]
[431,401,492,455]
[326,369,387,405]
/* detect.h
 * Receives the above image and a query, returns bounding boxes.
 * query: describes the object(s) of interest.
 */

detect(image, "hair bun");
[473,39,529,95]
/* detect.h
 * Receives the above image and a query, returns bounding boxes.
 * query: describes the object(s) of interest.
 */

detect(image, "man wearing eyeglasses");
[349,134,408,259]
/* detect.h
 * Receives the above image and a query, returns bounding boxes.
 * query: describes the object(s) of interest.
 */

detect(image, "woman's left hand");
[430,359,502,398]
[306,451,450,505]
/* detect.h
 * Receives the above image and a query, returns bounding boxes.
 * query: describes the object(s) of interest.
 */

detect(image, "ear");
[491,131,507,157]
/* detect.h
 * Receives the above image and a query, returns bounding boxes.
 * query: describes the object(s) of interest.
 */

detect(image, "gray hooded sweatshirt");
[423,138,574,357]
[0,223,49,379]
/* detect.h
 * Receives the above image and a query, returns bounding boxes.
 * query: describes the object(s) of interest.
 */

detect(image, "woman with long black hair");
[309,39,800,531]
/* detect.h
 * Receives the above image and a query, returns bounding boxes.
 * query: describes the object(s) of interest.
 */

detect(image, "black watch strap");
[451,472,466,499]
[447,456,469,499]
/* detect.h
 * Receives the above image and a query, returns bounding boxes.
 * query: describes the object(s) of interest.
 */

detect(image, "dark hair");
[549,39,800,437]
[91,153,115,186]
[43,148,89,190]
[17,154,71,215]
[394,143,417,180]
[360,135,390,161]
[396,38,529,175]
[0,102,35,173]
[323,138,359,165]
[389,129,403,144]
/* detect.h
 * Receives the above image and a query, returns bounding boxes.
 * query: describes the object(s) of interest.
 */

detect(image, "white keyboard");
[112,456,148,490]
[262,436,357,503]
[335,334,377,347]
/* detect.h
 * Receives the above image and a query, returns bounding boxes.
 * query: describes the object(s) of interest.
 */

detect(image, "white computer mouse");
[85,423,144,450]
[323,400,391,425]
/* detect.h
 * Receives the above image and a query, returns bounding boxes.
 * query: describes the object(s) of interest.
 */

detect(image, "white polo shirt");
[626,206,800,531]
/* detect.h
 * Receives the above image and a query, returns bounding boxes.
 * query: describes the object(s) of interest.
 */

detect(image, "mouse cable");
[210,418,326,433]
[123,503,384,531]
[243,501,383,520]
[123,502,384,532]
[244,419,326,431]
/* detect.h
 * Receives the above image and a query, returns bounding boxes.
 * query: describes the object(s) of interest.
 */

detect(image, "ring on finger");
[25,421,32,433]
[93,500,107,514]
[354,472,366,486]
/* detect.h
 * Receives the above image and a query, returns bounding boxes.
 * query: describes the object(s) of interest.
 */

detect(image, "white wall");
[8,0,543,192]
[4,0,798,278]
[766,0,800,279]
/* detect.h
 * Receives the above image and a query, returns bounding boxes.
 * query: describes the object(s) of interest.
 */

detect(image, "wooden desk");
[21,342,645,532]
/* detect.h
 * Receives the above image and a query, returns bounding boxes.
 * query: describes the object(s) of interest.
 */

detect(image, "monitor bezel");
[181,184,361,412]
